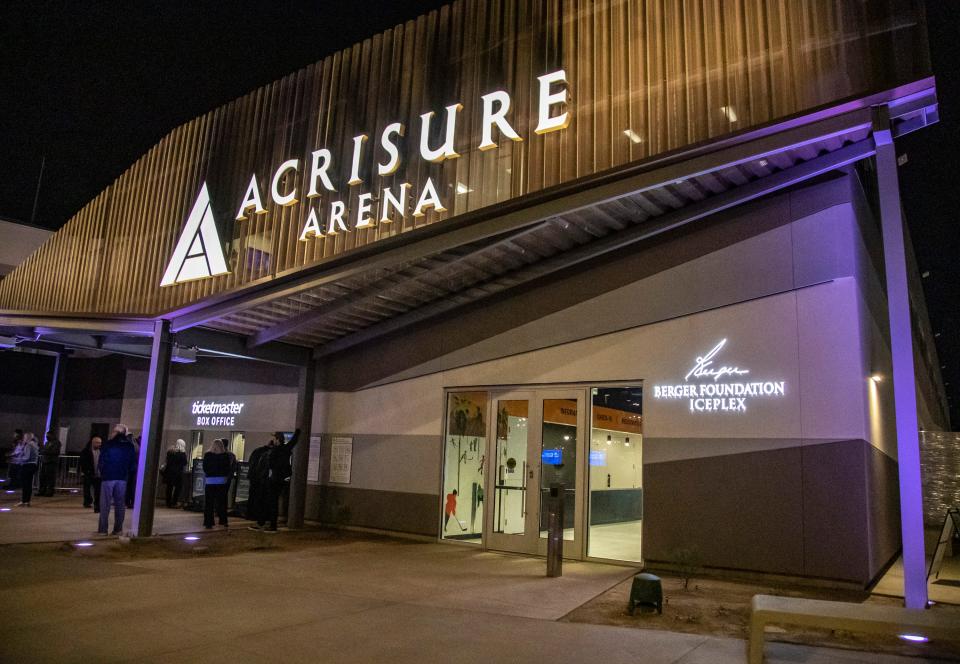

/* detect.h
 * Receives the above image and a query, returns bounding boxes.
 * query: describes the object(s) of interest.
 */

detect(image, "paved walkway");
[0,525,953,663]
[1,490,955,663]
[0,489,251,543]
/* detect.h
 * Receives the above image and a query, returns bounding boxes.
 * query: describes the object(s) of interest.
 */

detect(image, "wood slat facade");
[0,0,930,318]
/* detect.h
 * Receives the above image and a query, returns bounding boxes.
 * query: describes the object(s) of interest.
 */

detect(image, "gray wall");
[311,173,908,585]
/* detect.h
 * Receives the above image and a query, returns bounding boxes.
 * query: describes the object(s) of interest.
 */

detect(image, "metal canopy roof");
[0,79,939,361]
[185,80,938,356]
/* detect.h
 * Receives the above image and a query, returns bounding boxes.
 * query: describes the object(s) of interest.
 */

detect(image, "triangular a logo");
[160,183,230,286]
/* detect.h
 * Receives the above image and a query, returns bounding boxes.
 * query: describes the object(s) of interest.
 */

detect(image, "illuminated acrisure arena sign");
[161,70,571,287]
[652,339,786,413]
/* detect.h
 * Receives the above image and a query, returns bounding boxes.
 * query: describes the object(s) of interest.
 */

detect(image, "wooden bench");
[749,594,960,663]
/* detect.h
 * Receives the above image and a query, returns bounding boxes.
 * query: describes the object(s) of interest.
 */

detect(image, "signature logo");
[684,339,749,382]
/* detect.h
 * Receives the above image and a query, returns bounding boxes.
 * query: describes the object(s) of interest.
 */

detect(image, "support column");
[131,320,172,538]
[873,108,928,610]
[287,360,316,529]
[44,350,67,436]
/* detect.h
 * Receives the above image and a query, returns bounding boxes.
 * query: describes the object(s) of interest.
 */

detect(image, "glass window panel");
[588,387,643,561]
[493,400,529,535]
[539,399,578,541]
[442,391,487,543]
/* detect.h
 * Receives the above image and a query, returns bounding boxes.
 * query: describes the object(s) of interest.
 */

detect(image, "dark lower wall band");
[307,484,439,537]
[643,439,899,585]
[302,439,899,586]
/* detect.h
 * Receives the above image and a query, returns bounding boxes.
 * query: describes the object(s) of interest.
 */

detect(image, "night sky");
[2,1,958,426]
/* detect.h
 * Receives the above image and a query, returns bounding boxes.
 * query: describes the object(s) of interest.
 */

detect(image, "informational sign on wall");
[329,437,353,484]
[307,435,323,485]
[651,338,787,414]
[189,399,245,428]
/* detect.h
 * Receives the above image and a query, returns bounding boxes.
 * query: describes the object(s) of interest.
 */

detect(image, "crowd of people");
[4,425,302,536]
[5,428,63,506]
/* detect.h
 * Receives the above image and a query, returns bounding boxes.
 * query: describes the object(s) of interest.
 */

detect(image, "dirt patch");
[561,571,960,661]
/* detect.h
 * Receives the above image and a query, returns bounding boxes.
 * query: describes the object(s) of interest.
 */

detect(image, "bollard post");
[547,483,564,577]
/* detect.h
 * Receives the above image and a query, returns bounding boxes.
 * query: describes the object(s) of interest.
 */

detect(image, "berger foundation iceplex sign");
[160,70,571,287]
[652,339,786,413]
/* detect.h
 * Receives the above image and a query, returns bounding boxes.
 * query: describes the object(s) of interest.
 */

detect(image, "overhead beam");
[315,138,875,358]
[176,325,311,366]
[0,314,155,336]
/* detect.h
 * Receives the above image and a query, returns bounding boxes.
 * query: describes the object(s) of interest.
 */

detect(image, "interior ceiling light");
[623,128,643,144]
[455,181,473,195]
[721,105,738,122]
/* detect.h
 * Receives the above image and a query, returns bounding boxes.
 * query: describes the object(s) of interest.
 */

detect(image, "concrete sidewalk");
[0,490,251,543]
[0,530,950,664]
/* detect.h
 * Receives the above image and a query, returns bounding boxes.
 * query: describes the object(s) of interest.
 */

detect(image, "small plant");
[670,546,702,590]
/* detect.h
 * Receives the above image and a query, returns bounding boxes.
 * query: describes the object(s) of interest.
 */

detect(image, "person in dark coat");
[256,429,300,533]
[97,425,137,535]
[245,437,276,528]
[79,436,103,510]
[37,430,61,496]
[162,439,188,508]
[202,439,234,529]
[15,433,38,507]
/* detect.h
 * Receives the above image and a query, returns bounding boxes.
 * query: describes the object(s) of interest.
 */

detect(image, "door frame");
[439,380,644,565]
[483,386,589,559]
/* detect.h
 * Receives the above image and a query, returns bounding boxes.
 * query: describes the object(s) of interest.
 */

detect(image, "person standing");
[7,429,24,489]
[202,439,233,529]
[37,430,62,497]
[79,436,103,510]
[245,437,275,528]
[162,439,188,508]
[97,424,137,536]
[258,429,300,533]
[15,433,38,507]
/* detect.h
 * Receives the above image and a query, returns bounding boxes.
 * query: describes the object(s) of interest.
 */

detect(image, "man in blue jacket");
[97,424,138,536]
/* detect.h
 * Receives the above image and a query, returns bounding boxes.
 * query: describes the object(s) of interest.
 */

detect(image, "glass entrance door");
[485,389,587,557]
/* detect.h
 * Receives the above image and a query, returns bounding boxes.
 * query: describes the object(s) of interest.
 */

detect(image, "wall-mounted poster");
[307,435,323,484]
[329,437,353,484]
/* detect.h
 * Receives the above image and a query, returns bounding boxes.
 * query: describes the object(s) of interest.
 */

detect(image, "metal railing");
[30,455,83,490]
